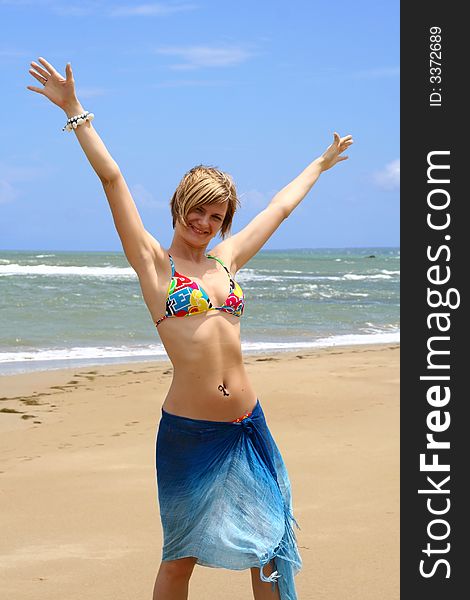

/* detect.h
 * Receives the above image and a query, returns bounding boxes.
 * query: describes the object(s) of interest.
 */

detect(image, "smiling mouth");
[191,225,208,235]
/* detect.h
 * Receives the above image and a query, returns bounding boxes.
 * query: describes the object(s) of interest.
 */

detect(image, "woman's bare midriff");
[158,311,257,421]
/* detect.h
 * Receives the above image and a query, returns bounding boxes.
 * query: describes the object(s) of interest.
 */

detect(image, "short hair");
[170,165,240,239]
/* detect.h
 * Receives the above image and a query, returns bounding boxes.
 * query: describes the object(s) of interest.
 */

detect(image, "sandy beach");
[0,343,399,600]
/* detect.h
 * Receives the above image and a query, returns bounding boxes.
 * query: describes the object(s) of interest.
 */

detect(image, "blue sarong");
[156,398,302,600]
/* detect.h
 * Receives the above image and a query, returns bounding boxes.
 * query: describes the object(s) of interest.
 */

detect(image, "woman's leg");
[152,557,197,600]
[250,561,281,600]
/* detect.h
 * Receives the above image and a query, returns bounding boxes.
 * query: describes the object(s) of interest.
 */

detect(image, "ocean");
[0,248,399,375]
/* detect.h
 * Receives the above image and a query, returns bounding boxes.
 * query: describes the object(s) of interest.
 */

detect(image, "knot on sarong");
[241,417,254,434]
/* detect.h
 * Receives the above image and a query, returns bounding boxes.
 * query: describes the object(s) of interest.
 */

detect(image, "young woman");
[27,57,353,600]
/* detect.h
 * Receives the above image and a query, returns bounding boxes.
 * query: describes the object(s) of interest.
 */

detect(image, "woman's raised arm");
[27,57,164,271]
[218,132,354,273]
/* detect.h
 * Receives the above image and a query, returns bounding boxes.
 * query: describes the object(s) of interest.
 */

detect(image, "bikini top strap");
[206,254,231,278]
[167,253,175,277]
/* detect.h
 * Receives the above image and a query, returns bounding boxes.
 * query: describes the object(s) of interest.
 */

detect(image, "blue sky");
[0,0,399,251]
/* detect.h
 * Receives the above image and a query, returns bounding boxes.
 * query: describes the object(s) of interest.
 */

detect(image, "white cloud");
[0,0,42,5]
[153,79,231,88]
[110,3,197,17]
[0,162,53,204]
[0,48,30,66]
[0,179,19,204]
[156,45,253,70]
[0,49,29,58]
[4,0,101,15]
[0,1,197,17]
[238,189,277,210]
[0,163,47,182]
[373,159,400,190]
[51,3,93,16]
[131,183,167,209]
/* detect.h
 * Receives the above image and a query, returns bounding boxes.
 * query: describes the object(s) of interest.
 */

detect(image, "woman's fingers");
[26,85,45,95]
[37,56,62,79]
[339,137,354,152]
[65,62,73,82]
[30,61,49,79]
[333,133,354,146]
[29,69,46,85]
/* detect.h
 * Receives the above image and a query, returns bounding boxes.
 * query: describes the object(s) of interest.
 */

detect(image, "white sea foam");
[236,270,285,283]
[242,331,400,351]
[0,264,136,277]
[238,271,397,283]
[0,331,400,375]
[0,344,166,365]
[0,262,397,282]
[348,292,369,297]
[343,273,393,280]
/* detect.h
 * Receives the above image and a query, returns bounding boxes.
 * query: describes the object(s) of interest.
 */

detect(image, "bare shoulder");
[208,238,238,273]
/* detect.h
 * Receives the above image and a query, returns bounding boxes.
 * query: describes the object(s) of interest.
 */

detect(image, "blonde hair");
[170,165,240,239]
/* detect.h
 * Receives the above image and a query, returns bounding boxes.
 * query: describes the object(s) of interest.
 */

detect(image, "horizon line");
[1,245,400,253]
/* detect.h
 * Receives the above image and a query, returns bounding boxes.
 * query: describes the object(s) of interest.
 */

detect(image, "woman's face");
[184,202,228,241]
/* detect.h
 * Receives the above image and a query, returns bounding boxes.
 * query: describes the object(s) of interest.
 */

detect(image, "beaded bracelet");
[62,111,95,132]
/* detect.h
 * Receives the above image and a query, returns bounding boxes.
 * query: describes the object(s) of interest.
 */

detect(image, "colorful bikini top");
[155,253,245,327]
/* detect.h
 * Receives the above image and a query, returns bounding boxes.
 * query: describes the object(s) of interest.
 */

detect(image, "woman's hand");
[27,57,80,112]
[318,132,354,172]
